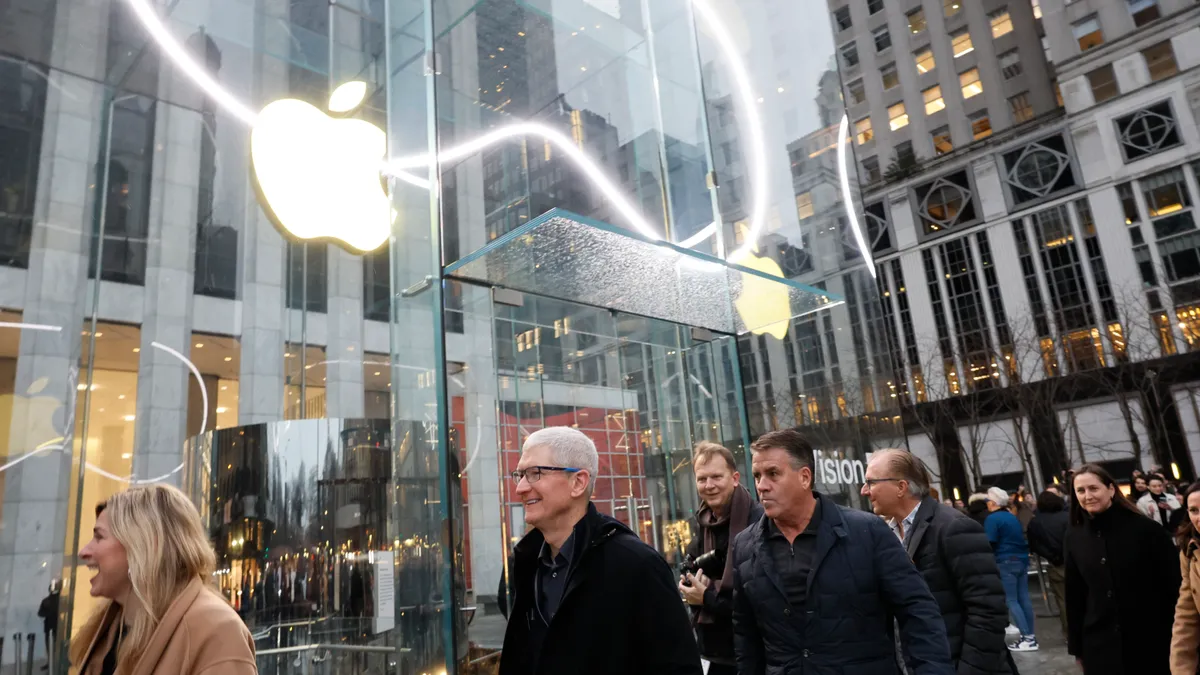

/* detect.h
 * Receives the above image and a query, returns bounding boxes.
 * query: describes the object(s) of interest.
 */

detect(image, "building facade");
[821,0,1200,496]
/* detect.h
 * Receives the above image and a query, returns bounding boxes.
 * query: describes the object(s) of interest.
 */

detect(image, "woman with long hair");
[70,484,256,675]
[1170,481,1200,674]
[1064,464,1178,675]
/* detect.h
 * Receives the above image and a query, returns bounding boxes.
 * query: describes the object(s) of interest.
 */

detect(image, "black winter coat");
[1026,510,1068,566]
[1064,504,1180,675]
[685,498,766,665]
[498,503,702,675]
[904,497,1010,675]
[731,492,954,675]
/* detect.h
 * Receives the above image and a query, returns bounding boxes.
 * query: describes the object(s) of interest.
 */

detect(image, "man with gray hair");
[498,426,702,675]
[862,450,1013,674]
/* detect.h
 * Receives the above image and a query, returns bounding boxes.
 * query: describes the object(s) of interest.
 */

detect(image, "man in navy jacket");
[731,429,953,675]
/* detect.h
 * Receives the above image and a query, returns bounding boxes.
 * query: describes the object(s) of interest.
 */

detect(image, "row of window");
[1071,0,1163,55]
[840,9,1013,75]
[833,0,991,33]
[1085,41,1179,106]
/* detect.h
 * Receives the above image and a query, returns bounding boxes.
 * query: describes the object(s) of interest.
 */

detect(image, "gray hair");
[523,427,599,492]
[872,449,931,498]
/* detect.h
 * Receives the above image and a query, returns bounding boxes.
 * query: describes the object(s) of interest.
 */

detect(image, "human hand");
[679,572,708,606]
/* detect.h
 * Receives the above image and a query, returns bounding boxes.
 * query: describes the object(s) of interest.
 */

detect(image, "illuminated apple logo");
[251,81,393,253]
[0,376,66,454]
[735,253,792,339]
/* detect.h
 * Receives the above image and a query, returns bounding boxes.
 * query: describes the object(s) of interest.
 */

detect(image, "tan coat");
[76,578,256,675]
[1171,542,1200,675]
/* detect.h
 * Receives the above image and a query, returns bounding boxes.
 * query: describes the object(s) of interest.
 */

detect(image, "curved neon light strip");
[837,115,875,278]
[0,438,67,474]
[0,321,64,332]
[121,0,778,260]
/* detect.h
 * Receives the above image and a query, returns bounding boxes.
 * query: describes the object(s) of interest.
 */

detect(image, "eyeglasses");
[863,478,903,488]
[511,466,582,484]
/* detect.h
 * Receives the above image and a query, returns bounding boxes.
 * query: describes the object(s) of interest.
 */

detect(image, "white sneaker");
[1005,624,1020,636]
[1008,637,1039,652]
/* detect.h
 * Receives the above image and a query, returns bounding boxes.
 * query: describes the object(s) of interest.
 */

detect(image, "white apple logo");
[734,252,792,339]
[251,81,394,253]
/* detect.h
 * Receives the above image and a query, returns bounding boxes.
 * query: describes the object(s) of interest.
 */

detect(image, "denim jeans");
[997,557,1036,637]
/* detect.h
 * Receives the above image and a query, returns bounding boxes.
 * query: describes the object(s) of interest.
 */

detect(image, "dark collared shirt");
[765,501,822,607]
[536,532,574,623]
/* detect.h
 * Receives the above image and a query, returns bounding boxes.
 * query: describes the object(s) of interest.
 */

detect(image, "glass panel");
[446,208,843,335]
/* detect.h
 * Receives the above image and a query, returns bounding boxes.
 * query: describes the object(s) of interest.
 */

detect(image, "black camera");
[681,548,726,581]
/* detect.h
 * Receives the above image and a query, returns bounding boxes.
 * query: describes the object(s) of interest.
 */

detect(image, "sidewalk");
[1008,614,1076,675]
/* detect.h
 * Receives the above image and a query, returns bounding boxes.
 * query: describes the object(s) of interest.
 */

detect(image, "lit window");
[1142,167,1192,218]
[952,30,974,58]
[1010,92,1034,123]
[915,48,936,74]
[834,6,852,31]
[1127,0,1160,26]
[1031,0,1042,19]
[960,68,983,99]
[847,79,867,105]
[990,10,1014,37]
[932,127,953,155]
[889,102,910,130]
[970,111,992,139]
[856,117,874,145]
[796,192,815,219]
[944,0,961,17]
[999,50,1022,79]
[881,63,900,90]
[1073,16,1103,51]
[1087,65,1118,103]
[874,26,892,52]
[923,85,945,114]
[1143,41,1178,82]
[908,8,927,34]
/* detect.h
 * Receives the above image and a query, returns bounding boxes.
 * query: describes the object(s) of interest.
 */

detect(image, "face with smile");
[694,454,739,514]
[1073,472,1116,516]
[751,447,811,521]
[515,444,588,531]
[1134,477,1147,493]
[78,509,131,601]
[1149,478,1165,495]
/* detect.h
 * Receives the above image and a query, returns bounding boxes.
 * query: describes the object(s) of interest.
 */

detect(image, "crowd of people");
[62,427,1200,675]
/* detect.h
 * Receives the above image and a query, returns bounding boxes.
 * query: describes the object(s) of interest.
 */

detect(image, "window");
[1143,167,1192,218]
[915,48,936,74]
[1116,100,1181,162]
[1073,16,1103,51]
[874,26,892,52]
[952,30,974,58]
[1010,92,1034,123]
[1001,133,1077,204]
[908,8,927,34]
[923,85,945,114]
[1117,182,1140,224]
[862,156,882,183]
[960,68,983,99]
[1031,205,1097,338]
[847,79,866,104]
[881,63,900,90]
[970,111,992,139]
[867,0,884,14]
[896,140,915,164]
[1143,42,1178,82]
[889,103,910,130]
[856,117,874,145]
[999,50,1022,79]
[834,6,852,31]
[990,10,1014,38]
[841,42,859,67]
[796,192,815,219]
[1087,65,1118,103]
[944,0,962,17]
[286,240,329,312]
[1127,0,1160,26]
[0,61,48,270]
[916,170,976,234]
[1031,0,1042,19]
[932,126,953,155]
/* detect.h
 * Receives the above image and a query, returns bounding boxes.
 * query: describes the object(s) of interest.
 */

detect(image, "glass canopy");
[445,209,843,335]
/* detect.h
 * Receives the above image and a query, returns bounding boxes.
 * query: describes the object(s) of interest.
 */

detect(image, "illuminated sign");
[814,449,876,486]
[735,253,792,339]
[250,81,393,253]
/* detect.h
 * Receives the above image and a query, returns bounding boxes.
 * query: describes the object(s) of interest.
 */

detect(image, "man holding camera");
[678,442,764,675]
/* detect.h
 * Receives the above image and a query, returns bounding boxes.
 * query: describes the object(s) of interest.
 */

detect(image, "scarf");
[696,485,752,625]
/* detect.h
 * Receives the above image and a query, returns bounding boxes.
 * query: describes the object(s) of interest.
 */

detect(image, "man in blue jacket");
[731,429,954,675]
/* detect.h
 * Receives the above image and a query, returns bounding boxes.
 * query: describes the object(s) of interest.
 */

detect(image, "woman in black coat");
[1064,464,1179,675]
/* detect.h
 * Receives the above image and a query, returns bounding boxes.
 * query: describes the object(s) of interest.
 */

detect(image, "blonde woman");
[70,484,256,675]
